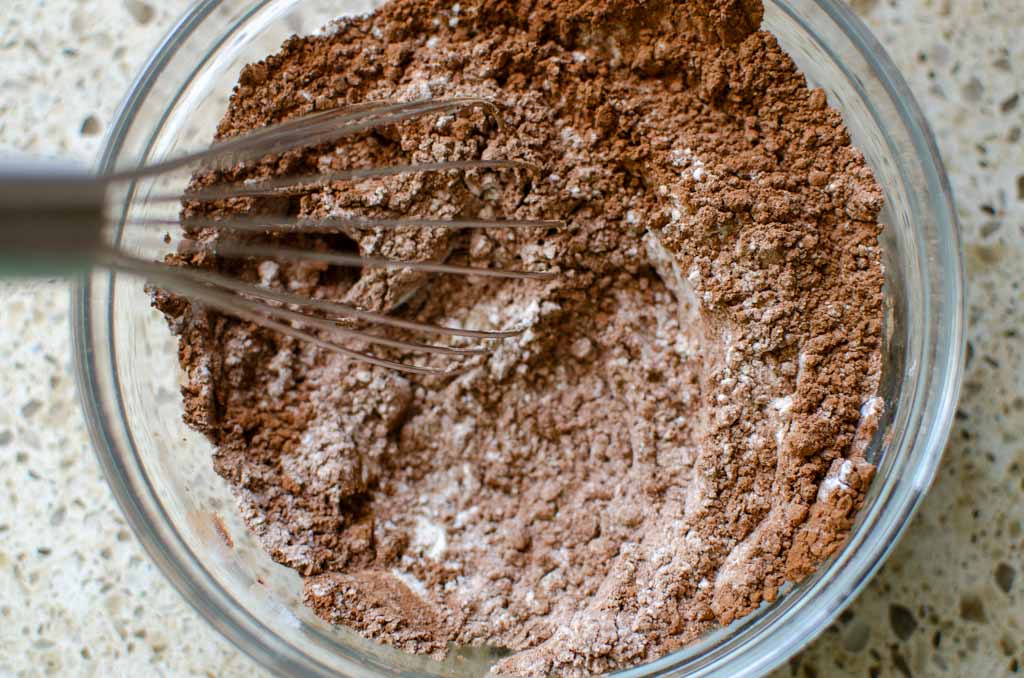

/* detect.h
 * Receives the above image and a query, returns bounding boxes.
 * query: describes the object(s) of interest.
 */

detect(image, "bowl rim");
[72,0,965,676]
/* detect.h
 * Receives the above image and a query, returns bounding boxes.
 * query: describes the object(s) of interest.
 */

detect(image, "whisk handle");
[0,162,106,276]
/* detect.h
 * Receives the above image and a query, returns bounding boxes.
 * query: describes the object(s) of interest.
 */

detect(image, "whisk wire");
[210,243,557,281]
[108,97,502,182]
[112,97,553,374]
[148,159,538,204]
[113,254,477,375]
[115,253,526,340]
[128,215,562,233]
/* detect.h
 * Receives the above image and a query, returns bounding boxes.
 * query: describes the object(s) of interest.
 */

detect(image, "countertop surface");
[1,0,1021,676]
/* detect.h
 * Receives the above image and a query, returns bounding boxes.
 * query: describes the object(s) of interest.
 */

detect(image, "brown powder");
[154,0,885,674]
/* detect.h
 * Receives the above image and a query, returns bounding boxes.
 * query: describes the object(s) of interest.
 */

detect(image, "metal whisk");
[1,98,559,375]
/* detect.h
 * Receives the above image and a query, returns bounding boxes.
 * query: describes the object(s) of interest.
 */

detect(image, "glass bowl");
[73,0,964,675]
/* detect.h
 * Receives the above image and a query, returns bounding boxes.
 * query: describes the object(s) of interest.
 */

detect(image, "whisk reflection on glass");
[2,98,558,375]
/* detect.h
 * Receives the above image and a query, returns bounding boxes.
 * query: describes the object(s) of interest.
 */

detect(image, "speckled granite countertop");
[1,0,1021,675]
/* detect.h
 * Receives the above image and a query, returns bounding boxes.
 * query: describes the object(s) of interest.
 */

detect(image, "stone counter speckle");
[0,1,1020,676]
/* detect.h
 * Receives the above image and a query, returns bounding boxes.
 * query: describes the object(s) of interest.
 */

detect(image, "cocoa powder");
[155,0,885,674]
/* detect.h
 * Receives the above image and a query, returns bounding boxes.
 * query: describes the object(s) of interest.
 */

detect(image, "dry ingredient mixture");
[155,0,886,674]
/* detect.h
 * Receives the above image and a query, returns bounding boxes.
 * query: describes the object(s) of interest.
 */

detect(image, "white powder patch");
[818,459,855,499]
[319,22,341,36]
[414,516,447,560]
[559,126,584,149]
[838,459,855,484]
[669,148,708,182]
[392,569,430,599]
[451,419,475,449]
[860,396,883,419]
[453,506,480,529]
[775,422,788,448]
[257,260,279,287]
